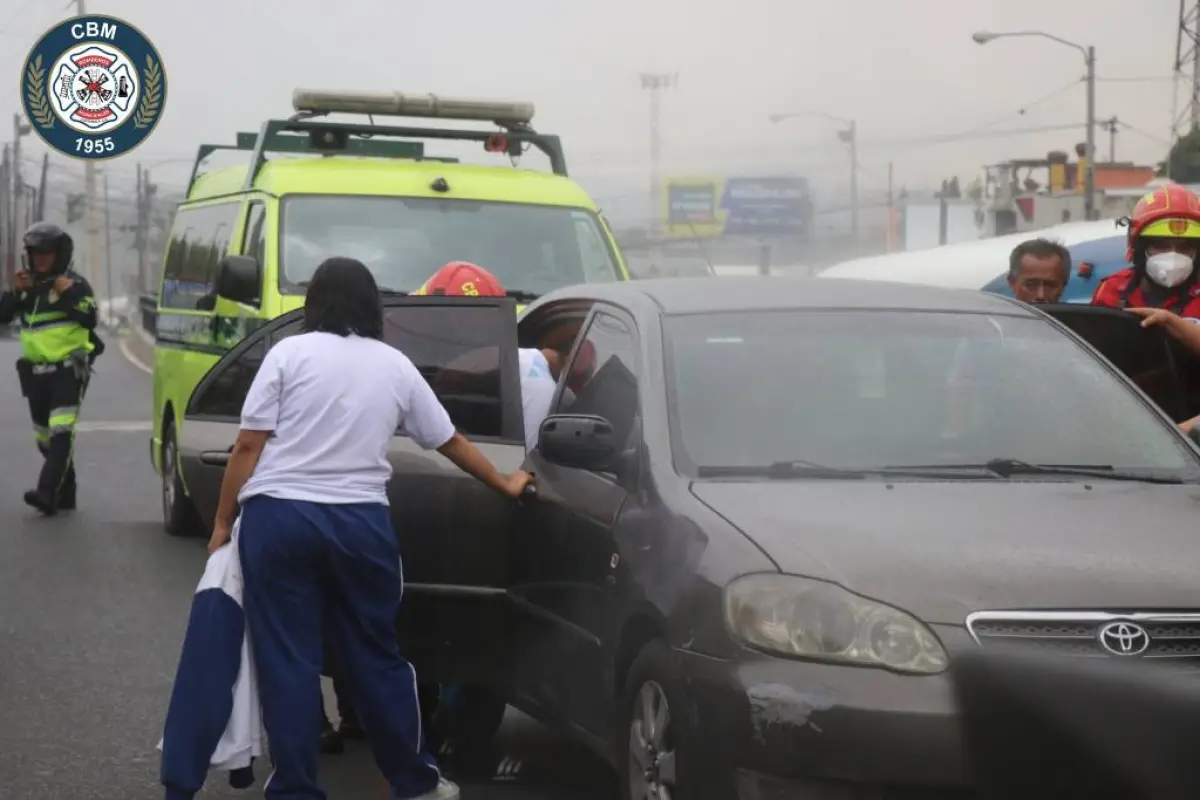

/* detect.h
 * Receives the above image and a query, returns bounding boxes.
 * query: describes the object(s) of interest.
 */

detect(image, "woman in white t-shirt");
[205,257,532,800]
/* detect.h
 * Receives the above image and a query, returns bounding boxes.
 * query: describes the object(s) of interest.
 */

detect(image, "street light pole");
[973,30,1097,220]
[769,111,859,251]
[1084,45,1096,221]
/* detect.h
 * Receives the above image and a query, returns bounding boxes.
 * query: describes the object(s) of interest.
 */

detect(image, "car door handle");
[199,449,231,466]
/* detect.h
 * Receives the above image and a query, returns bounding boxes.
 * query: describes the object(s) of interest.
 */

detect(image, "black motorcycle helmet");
[23,222,73,276]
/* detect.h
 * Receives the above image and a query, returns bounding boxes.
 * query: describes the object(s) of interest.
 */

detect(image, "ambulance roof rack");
[186,89,567,197]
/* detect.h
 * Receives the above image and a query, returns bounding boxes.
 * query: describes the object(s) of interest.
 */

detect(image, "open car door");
[1039,304,1200,423]
[177,296,526,685]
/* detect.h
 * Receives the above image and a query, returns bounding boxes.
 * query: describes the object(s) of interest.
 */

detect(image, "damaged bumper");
[676,624,972,795]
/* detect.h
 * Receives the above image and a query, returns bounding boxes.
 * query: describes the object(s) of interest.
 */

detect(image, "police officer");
[0,222,103,515]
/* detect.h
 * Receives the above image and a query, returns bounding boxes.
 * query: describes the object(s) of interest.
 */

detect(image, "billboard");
[661,176,812,239]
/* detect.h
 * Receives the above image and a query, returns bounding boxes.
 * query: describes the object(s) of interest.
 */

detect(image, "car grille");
[966,611,1200,670]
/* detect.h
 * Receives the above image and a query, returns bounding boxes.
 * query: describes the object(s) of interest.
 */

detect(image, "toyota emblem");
[1097,621,1151,656]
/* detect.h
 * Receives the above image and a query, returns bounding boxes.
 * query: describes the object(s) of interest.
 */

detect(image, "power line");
[954,79,1083,136]
[1097,76,1176,83]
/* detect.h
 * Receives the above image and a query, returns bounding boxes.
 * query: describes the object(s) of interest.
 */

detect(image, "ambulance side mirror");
[216,255,260,306]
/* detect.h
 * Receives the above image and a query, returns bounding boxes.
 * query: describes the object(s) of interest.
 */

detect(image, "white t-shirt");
[519,348,556,452]
[238,331,457,505]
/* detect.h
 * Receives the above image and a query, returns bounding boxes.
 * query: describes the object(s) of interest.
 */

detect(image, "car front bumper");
[677,623,975,798]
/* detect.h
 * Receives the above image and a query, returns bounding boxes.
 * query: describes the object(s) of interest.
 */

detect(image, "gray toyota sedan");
[170,277,1200,799]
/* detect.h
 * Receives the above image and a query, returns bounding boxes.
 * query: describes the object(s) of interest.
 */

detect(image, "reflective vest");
[15,274,97,364]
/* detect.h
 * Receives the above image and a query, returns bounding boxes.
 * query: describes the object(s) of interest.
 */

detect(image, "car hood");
[690,480,1200,624]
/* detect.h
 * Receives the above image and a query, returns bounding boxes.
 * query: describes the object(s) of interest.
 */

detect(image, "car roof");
[819,218,1124,290]
[533,276,1038,316]
[186,158,598,208]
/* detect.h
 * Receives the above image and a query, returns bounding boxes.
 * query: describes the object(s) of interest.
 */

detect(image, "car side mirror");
[216,255,260,305]
[538,413,618,471]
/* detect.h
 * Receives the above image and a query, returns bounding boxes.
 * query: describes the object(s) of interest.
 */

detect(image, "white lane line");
[119,334,152,375]
[76,421,152,433]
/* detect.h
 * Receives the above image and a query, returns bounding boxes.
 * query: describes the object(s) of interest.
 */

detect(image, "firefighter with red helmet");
[411,260,507,298]
[1092,183,1200,315]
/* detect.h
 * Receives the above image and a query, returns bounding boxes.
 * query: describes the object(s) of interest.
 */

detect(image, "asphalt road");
[0,332,617,799]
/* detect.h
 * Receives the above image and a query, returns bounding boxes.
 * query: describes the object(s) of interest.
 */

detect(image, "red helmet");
[1125,184,1200,263]
[412,261,505,297]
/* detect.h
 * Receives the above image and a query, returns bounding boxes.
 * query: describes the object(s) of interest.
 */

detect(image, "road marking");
[76,421,152,433]
[119,334,152,375]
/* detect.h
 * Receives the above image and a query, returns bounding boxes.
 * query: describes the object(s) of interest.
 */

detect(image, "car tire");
[432,684,508,748]
[619,639,727,800]
[162,421,204,538]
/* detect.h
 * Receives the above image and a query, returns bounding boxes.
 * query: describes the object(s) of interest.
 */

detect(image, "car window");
[189,307,515,440]
[278,196,622,297]
[190,338,267,418]
[160,203,241,310]
[663,309,1198,477]
[556,311,640,449]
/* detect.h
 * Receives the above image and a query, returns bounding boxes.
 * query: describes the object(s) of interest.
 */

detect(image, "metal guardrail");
[139,294,157,338]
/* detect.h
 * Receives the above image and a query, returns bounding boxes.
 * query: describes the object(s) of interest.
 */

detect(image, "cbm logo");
[21,15,167,160]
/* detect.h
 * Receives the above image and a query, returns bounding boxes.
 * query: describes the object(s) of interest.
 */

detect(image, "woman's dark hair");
[301,257,383,339]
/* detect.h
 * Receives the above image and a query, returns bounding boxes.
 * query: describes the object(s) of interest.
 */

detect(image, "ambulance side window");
[161,202,241,311]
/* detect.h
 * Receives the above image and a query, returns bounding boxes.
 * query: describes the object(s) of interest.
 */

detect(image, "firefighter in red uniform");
[1092,183,1200,316]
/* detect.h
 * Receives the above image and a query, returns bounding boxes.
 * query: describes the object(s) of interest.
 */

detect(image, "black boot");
[338,712,366,741]
[23,490,56,516]
[320,715,344,754]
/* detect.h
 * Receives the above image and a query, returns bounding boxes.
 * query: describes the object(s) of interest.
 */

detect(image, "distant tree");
[966,177,984,202]
[937,177,962,199]
[1159,126,1200,183]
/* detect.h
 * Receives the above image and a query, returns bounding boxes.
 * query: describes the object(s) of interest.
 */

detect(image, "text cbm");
[71,22,117,40]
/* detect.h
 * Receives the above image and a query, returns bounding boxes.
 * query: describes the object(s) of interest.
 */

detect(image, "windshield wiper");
[378,287,409,296]
[982,458,1185,484]
[505,290,540,302]
[696,461,1000,480]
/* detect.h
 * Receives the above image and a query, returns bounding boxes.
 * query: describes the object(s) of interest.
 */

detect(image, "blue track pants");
[239,495,440,799]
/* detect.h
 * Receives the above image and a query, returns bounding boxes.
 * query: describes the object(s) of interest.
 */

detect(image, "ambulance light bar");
[291,89,535,125]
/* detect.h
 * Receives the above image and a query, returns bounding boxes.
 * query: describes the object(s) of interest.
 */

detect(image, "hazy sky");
[0,0,1188,222]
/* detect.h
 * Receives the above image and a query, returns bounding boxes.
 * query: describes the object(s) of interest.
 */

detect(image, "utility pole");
[11,113,30,274]
[639,72,678,241]
[103,171,114,325]
[75,0,100,288]
[1175,0,1200,136]
[886,161,895,253]
[35,154,47,221]
[135,164,145,293]
[839,121,860,250]
[1084,45,1096,221]
[0,145,10,286]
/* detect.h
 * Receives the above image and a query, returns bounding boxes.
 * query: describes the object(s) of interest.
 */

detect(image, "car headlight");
[723,573,948,674]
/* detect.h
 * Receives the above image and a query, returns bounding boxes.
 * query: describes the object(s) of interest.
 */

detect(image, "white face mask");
[1146,251,1195,288]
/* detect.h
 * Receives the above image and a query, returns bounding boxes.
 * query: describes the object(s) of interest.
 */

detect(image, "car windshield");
[279,196,622,296]
[664,309,1199,478]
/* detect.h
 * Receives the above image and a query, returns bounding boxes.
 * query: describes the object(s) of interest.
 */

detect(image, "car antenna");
[684,217,715,277]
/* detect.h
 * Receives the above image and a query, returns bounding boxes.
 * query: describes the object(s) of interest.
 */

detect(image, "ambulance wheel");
[162,421,203,538]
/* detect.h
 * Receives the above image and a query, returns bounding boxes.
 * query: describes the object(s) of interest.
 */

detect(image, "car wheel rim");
[162,436,175,518]
[628,680,676,800]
